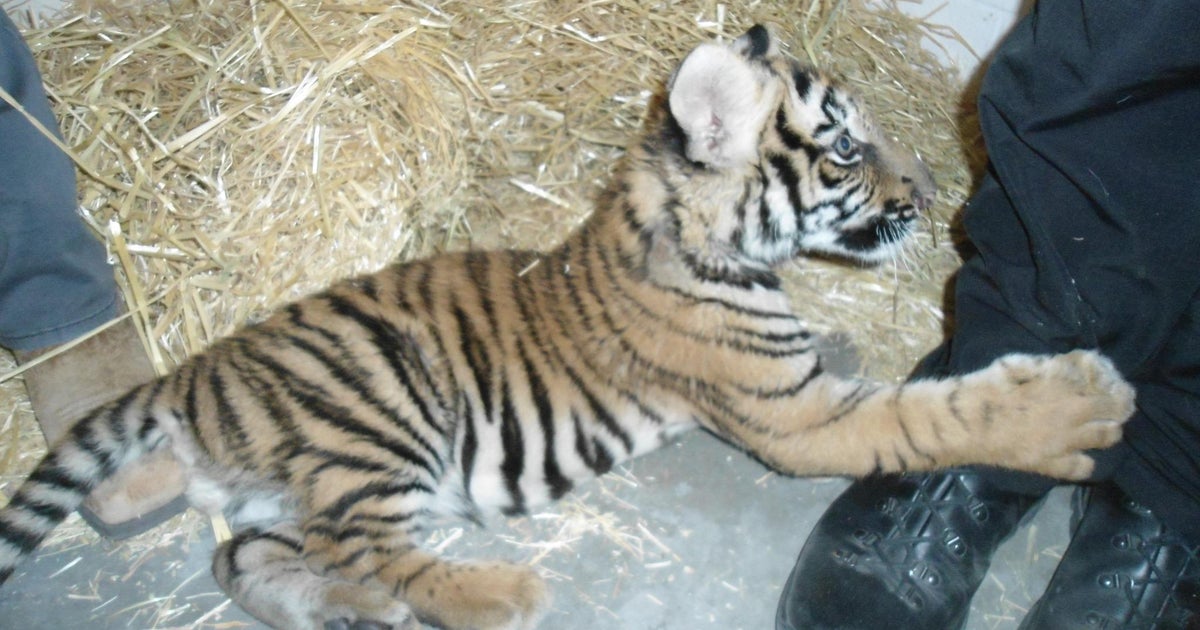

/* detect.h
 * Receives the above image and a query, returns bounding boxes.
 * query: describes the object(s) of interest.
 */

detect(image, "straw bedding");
[0,0,978,581]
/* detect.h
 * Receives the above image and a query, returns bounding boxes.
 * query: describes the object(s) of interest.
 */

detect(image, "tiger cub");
[0,25,1133,630]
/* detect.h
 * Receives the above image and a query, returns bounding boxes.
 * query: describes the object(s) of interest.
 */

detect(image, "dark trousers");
[914,0,1200,539]
[0,10,119,352]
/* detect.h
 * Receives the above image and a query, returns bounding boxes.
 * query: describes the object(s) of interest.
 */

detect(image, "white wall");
[898,0,1031,78]
[7,0,1031,77]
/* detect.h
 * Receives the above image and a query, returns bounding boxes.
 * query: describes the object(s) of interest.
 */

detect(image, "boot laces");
[1093,531,1200,629]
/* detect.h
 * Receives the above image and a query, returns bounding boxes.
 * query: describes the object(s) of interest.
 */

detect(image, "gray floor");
[1,429,1076,630]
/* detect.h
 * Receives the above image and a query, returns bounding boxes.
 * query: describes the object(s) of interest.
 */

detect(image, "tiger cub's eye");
[834,133,858,160]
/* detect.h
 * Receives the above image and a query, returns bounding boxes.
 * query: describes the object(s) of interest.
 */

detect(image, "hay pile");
[1,0,974,546]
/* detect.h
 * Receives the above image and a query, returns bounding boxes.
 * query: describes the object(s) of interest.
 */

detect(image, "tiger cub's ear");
[668,26,781,170]
[731,24,777,59]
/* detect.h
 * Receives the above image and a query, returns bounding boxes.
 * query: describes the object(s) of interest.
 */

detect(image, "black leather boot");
[776,472,1044,630]
[1019,483,1200,629]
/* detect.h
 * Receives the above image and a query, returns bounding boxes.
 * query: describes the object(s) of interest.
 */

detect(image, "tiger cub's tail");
[0,378,172,584]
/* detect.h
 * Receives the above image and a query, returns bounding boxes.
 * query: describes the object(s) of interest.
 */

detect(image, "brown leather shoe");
[17,318,188,539]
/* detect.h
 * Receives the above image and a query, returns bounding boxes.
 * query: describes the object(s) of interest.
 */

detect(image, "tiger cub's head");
[650,25,936,267]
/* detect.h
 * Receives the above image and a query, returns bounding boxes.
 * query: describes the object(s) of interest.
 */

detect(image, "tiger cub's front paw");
[968,350,1135,480]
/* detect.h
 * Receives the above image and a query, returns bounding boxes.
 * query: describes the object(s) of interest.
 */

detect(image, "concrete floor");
[1,429,1076,630]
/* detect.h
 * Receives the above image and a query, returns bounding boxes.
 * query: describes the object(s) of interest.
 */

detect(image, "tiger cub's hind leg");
[213,523,418,630]
[300,503,548,630]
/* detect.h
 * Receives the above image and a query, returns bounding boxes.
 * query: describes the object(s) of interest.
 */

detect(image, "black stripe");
[737,361,824,399]
[223,529,276,579]
[105,399,128,447]
[791,67,813,102]
[510,262,560,369]
[464,252,500,332]
[571,244,755,433]
[400,558,439,593]
[253,529,305,553]
[726,325,812,344]
[239,343,437,478]
[74,385,144,474]
[414,261,436,313]
[227,353,307,479]
[328,525,392,543]
[598,239,806,358]
[321,295,445,449]
[309,450,394,476]
[757,166,779,245]
[359,274,380,301]
[896,408,934,465]
[8,494,69,523]
[513,260,632,479]
[813,383,880,429]
[27,457,90,493]
[0,517,42,554]
[775,107,806,151]
[131,377,168,447]
[460,395,478,501]
[945,385,968,429]
[571,411,617,475]
[183,361,201,426]
[814,120,839,136]
[818,167,847,189]
[821,89,847,122]
[562,236,602,335]
[290,302,451,429]
[622,199,645,235]
[313,480,432,522]
[68,419,116,479]
[279,322,443,468]
[207,361,254,455]
[347,511,420,526]
[767,153,808,228]
[327,544,386,571]
[452,304,496,424]
[654,283,795,319]
[591,438,615,475]
[498,374,527,516]
[578,386,633,453]
[518,342,572,500]
[678,250,781,290]
[529,255,672,438]
[136,415,159,443]
[836,215,889,252]
[836,181,865,214]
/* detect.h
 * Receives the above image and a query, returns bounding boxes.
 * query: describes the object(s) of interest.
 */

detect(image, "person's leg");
[777,1,1200,628]
[1,9,186,538]
[0,10,118,349]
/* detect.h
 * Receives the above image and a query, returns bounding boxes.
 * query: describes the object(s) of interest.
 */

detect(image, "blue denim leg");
[0,10,119,352]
